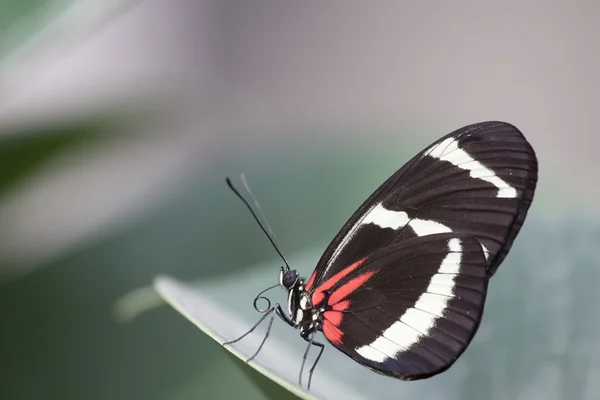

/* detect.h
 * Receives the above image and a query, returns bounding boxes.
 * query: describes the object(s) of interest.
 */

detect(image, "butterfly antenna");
[226,176,290,270]
[240,174,286,254]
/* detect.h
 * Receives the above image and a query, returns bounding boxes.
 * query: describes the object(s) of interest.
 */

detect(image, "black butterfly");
[225,121,538,389]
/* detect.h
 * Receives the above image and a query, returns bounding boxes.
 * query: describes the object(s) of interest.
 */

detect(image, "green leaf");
[0,121,111,197]
[153,275,325,400]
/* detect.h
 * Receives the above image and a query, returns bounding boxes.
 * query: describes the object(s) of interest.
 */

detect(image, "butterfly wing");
[305,121,537,292]
[317,233,488,379]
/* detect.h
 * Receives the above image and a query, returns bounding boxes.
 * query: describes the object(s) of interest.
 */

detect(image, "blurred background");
[1,1,599,399]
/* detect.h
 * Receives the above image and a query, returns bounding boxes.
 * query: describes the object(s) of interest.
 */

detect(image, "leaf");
[0,121,110,197]
[223,351,304,400]
[153,274,361,400]
[112,284,165,323]
[0,120,145,280]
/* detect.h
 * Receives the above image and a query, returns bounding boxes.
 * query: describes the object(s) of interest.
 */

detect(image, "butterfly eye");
[281,270,299,289]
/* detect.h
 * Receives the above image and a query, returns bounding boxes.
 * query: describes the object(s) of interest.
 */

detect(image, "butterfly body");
[280,268,319,338]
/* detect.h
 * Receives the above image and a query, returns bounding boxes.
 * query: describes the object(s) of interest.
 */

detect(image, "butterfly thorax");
[280,268,322,338]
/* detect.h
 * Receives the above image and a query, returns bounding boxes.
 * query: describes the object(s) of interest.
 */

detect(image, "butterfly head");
[279,267,299,289]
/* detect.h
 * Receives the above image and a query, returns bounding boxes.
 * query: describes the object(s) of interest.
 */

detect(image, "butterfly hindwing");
[305,121,537,292]
[318,233,488,380]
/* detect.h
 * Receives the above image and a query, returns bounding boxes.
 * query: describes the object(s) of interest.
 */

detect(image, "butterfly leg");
[299,332,325,390]
[307,341,324,390]
[274,303,295,327]
[247,304,296,362]
[246,308,276,362]
[224,304,295,363]
[223,306,275,346]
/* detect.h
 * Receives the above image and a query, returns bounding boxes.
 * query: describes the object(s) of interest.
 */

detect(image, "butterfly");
[224,121,538,390]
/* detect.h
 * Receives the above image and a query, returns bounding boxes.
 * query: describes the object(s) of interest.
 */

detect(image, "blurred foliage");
[0,0,61,58]
[0,120,117,197]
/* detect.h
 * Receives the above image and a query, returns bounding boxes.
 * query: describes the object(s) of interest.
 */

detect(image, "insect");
[224,121,538,389]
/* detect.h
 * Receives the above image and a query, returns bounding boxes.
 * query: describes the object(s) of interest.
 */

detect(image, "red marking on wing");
[305,270,317,291]
[323,300,351,326]
[323,319,344,345]
[312,258,367,306]
[327,269,378,306]
[333,299,351,312]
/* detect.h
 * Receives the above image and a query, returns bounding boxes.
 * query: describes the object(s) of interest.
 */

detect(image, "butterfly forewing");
[319,233,488,379]
[305,121,537,293]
